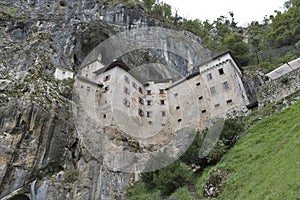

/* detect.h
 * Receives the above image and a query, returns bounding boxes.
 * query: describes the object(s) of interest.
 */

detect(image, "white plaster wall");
[81,61,105,80]
[200,60,248,119]
[54,68,74,80]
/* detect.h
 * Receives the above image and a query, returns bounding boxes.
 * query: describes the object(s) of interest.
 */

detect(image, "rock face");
[0,0,231,199]
[0,1,164,199]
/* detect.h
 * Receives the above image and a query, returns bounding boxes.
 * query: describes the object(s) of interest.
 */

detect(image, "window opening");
[207,73,212,80]
[132,82,137,89]
[103,86,109,93]
[210,87,216,95]
[219,68,225,75]
[138,87,143,94]
[147,100,152,106]
[123,86,130,94]
[226,99,233,105]
[124,76,130,84]
[123,98,130,107]
[146,111,152,118]
[222,81,229,89]
[103,75,110,82]
[138,108,144,117]
[138,97,144,105]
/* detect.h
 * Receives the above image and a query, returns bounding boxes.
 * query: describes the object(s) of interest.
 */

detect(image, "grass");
[197,99,300,199]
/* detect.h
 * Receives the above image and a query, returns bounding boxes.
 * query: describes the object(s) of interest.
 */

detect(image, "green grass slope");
[200,100,300,200]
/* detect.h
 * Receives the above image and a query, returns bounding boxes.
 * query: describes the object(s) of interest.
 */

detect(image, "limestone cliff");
[0,0,215,199]
[0,1,156,199]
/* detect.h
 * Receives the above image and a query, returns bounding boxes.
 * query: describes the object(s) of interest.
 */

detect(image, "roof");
[166,71,200,90]
[199,50,243,72]
[76,75,103,87]
[56,66,75,73]
[266,57,300,80]
[93,59,147,85]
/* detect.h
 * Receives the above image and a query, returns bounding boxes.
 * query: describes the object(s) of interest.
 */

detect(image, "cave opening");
[9,194,30,200]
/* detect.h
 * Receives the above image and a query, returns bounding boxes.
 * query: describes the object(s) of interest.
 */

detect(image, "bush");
[153,161,191,196]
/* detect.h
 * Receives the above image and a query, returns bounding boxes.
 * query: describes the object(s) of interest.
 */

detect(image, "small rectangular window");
[138,108,144,117]
[123,86,130,94]
[148,121,153,125]
[202,110,207,113]
[132,82,137,89]
[177,119,182,122]
[124,76,130,84]
[87,86,91,91]
[103,75,110,82]
[147,100,152,106]
[207,73,212,80]
[86,74,88,77]
[103,114,107,119]
[215,104,220,108]
[138,97,144,105]
[218,68,225,75]
[176,106,180,110]
[147,90,152,95]
[146,111,152,118]
[196,82,201,86]
[222,81,229,90]
[159,89,164,94]
[161,123,165,127]
[198,96,203,100]
[138,87,143,94]
[174,93,178,96]
[123,98,130,107]
[210,87,216,95]
[160,100,165,105]
[103,86,110,93]
[161,111,166,116]
[226,99,233,105]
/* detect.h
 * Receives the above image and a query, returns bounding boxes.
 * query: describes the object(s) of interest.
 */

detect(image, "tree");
[143,0,155,12]
[222,33,250,66]
[153,161,191,196]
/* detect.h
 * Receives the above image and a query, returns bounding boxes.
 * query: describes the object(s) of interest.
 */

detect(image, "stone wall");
[258,68,300,107]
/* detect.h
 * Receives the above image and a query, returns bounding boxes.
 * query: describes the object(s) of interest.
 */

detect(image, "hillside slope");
[198,100,300,199]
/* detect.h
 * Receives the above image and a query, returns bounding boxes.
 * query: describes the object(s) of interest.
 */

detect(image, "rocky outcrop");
[0,0,213,199]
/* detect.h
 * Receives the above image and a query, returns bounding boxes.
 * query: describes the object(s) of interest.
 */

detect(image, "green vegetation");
[201,99,300,199]
[128,119,244,199]
[128,0,300,71]
[129,99,300,199]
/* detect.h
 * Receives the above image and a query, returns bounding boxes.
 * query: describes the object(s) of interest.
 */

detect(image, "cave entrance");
[9,194,30,200]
